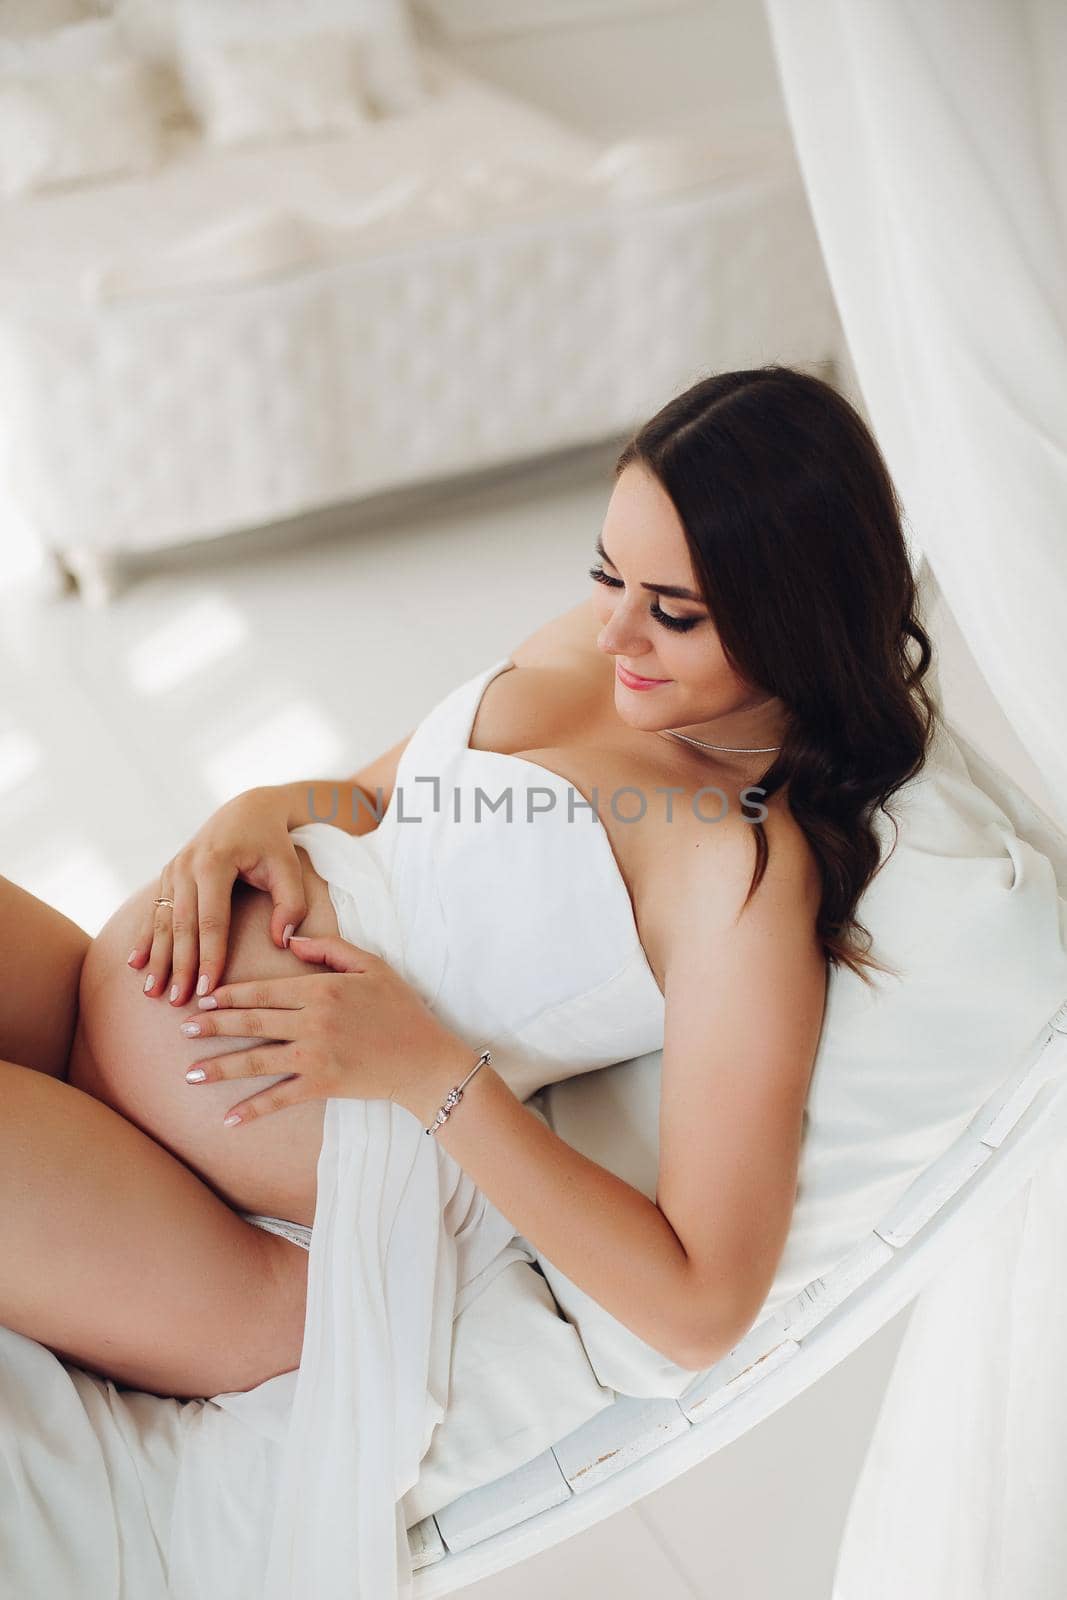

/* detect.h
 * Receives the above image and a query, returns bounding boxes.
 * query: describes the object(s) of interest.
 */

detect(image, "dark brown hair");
[616,363,938,983]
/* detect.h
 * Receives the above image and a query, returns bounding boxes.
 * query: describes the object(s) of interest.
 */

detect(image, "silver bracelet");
[424,1049,493,1136]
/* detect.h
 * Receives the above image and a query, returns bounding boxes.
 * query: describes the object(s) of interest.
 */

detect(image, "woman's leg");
[0,872,90,1080]
[0,1055,309,1400]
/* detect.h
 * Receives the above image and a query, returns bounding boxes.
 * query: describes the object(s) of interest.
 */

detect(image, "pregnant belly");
[66,848,339,1229]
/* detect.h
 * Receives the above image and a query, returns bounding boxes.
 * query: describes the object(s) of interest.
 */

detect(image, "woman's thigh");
[0,872,89,1079]
[0,1056,308,1399]
[67,849,339,1229]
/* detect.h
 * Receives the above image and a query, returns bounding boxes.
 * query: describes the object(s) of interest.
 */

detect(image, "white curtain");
[761,2,1067,1595]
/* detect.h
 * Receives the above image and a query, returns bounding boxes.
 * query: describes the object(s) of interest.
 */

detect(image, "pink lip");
[616,662,671,690]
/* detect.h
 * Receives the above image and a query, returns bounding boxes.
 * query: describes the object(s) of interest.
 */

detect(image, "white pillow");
[527,718,1067,1398]
[401,1257,615,1526]
[0,18,165,197]
[175,0,371,147]
[348,0,428,117]
[108,0,189,129]
[106,0,175,59]
[0,0,91,35]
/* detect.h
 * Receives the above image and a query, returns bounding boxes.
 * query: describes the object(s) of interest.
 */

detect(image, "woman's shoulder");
[470,600,609,755]
[509,596,603,674]
[654,800,824,997]
[722,793,822,905]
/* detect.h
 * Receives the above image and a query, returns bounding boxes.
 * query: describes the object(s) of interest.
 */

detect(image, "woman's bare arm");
[654,813,827,1355]
[279,733,414,837]
[399,807,826,1370]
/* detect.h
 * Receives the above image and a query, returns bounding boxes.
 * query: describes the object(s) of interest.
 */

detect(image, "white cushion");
[527,718,1067,1398]
[0,18,165,196]
[331,0,428,118]
[401,1258,614,1527]
[107,0,175,59]
[0,0,90,35]
[175,0,370,148]
[174,0,426,150]
[107,0,190,129]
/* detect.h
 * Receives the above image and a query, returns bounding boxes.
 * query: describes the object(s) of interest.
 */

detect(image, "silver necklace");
[659,728,782,755]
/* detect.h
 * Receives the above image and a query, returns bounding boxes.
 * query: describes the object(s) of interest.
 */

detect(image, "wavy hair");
[616,364,938,983]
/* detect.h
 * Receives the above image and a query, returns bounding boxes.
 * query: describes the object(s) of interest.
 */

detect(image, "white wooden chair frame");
[405,998,1067,1593]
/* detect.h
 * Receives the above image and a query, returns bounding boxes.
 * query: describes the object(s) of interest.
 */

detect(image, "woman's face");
[592,462,785,742]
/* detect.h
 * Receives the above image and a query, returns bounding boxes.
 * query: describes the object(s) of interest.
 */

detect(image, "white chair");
[403,719,1067,1592]
[404,999,1067,1593]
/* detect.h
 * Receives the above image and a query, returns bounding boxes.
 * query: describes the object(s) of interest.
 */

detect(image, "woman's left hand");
[177,933,465,1126]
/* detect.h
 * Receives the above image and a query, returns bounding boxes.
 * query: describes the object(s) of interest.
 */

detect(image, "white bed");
[0,45,841,598]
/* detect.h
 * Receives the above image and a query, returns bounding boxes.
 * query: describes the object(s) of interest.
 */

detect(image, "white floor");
[0,428,1049,1597]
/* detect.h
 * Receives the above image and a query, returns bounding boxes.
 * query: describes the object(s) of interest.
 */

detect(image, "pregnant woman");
[0,365,936,1595]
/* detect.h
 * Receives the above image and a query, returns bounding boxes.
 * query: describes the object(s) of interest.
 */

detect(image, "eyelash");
[587,564,701,633]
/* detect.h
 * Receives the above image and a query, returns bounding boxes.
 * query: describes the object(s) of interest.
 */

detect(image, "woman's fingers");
[126,879,169,973]
[165,877,201,1005]
[139,879,177,998]
[184,1046,296,1088]
[265,854,310,956]
[187,860,238,1003]
[170,847,305,1004]
[196,976,314,1012]
[134,836,311,1002]
[220,1075,305,1127]
[179,1007,302,1044]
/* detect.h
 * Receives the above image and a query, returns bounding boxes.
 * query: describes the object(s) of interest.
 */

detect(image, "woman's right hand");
[127,785,308,1006]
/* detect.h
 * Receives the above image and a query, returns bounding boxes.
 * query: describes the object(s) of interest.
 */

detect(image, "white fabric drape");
[168,823,531,1600]
[762,2,1067,1594]
[764,0,1067,815]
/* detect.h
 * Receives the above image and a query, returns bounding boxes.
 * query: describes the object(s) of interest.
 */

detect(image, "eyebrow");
[595,535,706,603]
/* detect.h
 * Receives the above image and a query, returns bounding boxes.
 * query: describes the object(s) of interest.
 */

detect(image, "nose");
[597,608,654,659]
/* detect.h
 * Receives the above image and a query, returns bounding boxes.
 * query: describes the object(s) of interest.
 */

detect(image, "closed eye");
[588,564,701,633]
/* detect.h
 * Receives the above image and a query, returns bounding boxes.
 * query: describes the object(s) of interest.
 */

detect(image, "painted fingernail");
[283,922,295,948]
[185,1067,206,1082]
[127,949,140,966]
[143,974,156,993]
[169,984,179,1003]
[223,1112,241,1126]
[180,1021,201,1037]
[196,974,210,997]
[198,996,218,1010]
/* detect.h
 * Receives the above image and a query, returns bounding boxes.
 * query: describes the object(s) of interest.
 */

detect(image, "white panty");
[240,1212,312,1251]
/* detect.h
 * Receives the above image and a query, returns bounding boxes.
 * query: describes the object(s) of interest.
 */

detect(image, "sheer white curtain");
[762,2,1067,1594]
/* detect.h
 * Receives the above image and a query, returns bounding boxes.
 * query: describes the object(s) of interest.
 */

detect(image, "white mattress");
[0,51,588,300]
[0,47,797,307]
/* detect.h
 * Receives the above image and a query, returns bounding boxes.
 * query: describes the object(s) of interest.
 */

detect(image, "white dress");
[174,654,667,1599]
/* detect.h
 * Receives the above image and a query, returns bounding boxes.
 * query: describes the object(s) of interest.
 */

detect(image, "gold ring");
[153,897,175,908]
